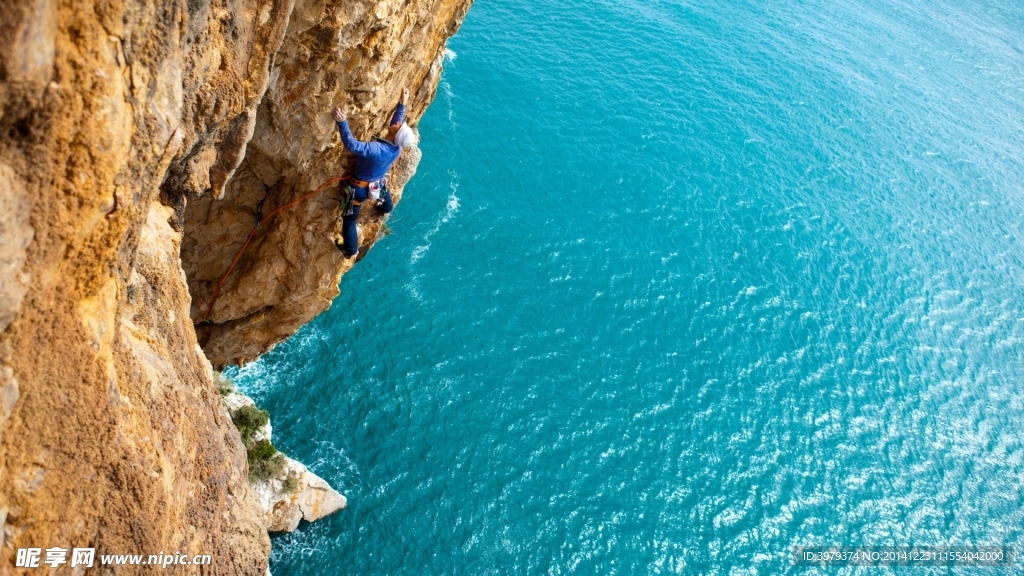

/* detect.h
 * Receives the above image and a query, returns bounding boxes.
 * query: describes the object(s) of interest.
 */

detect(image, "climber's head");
[388,123,417,148]
[387,122,402,141]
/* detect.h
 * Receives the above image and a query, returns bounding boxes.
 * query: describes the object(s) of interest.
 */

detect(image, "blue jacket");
[336,104,406,181]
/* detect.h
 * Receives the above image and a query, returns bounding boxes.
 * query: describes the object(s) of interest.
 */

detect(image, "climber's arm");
[332,107,372,157]
[390,87,410,125]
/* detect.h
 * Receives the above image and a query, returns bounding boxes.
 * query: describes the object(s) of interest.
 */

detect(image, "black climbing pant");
[341,185,393,257]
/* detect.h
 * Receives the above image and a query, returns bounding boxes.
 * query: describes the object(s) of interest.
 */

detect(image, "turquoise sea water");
[230,0,1024,573]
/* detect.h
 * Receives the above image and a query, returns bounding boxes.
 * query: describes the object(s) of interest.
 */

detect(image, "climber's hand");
[401,88,410,105]
[332,107,347,122]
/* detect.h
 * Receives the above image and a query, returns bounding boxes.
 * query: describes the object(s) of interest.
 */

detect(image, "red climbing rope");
[195,175,348,324]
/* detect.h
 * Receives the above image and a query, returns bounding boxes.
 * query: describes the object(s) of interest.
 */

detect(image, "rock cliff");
[183,0,469,368]
[0,0,470,572]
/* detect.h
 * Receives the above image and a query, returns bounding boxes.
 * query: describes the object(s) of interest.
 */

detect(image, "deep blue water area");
[229,0,1024,573]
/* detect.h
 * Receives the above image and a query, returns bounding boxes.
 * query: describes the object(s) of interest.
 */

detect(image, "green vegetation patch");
[233,404,269,444]
[231,403,286,483]
[247,440,286,482]
[281,474,300,494]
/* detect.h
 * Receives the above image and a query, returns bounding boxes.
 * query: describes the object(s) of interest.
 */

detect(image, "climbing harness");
[337,176,391,255]
[195,175,347,324]
[341,176,389,216]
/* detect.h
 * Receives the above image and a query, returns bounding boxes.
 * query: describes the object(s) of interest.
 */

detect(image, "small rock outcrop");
[258,457,348,533]
[223,391,347,533]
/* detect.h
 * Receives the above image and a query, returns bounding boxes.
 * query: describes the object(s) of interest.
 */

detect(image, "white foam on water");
[410,175,460,264]
[440,79,456,125]
[404,275,424,301]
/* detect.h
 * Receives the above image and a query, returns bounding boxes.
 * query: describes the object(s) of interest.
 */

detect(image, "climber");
[331,87,418,258]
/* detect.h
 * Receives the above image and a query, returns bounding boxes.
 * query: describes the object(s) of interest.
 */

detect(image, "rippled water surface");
[230,0,1024,573]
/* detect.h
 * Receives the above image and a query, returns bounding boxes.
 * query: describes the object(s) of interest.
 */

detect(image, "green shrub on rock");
[229,403,285,483]
[247,440,286,482]
[233,404,269,444]
[281,474,299,494]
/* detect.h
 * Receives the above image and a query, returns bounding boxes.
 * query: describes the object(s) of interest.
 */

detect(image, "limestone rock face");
[0,0,291,570]
[0,0,470,572]
[183,0,470,367]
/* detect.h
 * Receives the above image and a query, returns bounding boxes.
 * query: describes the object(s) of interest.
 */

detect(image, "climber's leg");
[338,203,362,258]
[376,186,394,215]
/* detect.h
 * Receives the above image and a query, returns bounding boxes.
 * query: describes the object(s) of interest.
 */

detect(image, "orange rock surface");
[0,0,471,572]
